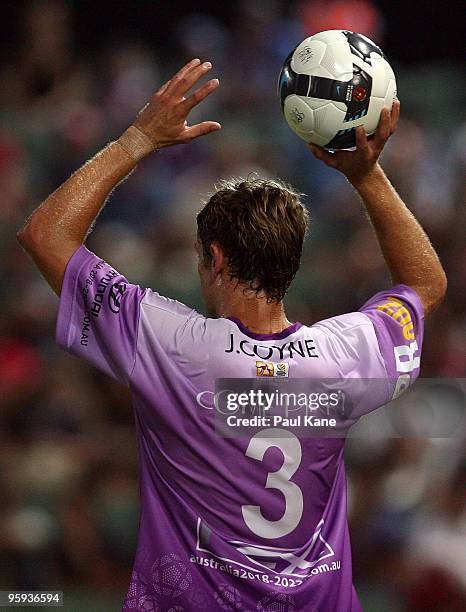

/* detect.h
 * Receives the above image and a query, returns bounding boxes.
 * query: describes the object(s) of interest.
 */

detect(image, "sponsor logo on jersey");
[256,361,289,377]
[194,517,337,578]
[374,296,419,398]
[108,282,126,313]
[89,270,118,317]
[80,259,119,321]
[80,311,91,346]
[376,297,415,340]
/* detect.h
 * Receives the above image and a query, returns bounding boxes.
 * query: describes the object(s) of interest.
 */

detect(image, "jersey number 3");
[242,428,304,539]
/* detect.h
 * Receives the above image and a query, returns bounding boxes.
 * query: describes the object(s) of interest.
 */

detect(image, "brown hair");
[197,178,308,302]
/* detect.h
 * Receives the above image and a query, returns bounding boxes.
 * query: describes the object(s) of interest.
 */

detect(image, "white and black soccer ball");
[278,30,396,149]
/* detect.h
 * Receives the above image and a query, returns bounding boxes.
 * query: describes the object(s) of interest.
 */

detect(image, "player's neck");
[221,297,292,335]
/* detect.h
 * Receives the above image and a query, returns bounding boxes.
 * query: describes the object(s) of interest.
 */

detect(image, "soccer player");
[18,59,446,611]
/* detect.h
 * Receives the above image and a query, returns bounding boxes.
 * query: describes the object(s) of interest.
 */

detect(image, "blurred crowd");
[0,1,464,610]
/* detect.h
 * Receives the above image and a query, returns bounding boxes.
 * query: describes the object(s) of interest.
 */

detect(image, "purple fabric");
[56,245,145,384]
[227,317,303,341]
[359,284,424,396]
[57,248,425,612]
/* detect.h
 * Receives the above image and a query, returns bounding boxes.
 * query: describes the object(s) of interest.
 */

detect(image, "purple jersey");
[57,246,424,612]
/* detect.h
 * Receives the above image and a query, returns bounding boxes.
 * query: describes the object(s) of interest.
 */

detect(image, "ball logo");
[290,107,305,124]
[297,46,313,64]
[108,282,126,313]
[352,85,367,102]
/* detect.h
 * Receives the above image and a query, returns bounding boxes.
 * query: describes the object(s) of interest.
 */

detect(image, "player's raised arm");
[17,59,221,295]
[308,100,447,316]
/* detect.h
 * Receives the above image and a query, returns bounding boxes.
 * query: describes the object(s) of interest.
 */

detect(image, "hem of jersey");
[226,317,303,340]
[393,283,425,321]
[358,283,425,384]
[56,245,89,349]
[361,283,425,322]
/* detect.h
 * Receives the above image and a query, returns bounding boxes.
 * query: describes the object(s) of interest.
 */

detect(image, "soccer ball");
[278,30,396,149]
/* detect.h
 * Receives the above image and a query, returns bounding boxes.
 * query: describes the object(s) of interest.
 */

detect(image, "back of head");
[197,178,308,302]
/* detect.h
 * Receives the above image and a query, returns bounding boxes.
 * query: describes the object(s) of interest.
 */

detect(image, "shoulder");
[141,289,200,319]
[309,311,382,365]
[139,290,236,345]
[311,311,375,337]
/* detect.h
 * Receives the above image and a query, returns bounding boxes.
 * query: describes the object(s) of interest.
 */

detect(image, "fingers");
[157,79,172,97]
[179,78,220,113]
[168,58,200,87]
[373,106,391,150]
[308,143,338,167]
[183,121,222,141]
[156,58,199,97]
[390,98,400,134]
[355,125,369,154]
[166,60,213,98]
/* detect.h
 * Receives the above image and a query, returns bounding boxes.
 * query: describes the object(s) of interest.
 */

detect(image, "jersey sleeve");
[359,283,425,395]
[56,245,146,385]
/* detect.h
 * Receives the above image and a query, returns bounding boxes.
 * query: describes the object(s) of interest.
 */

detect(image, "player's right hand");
[132,58,221,149]
[307,99,400,188]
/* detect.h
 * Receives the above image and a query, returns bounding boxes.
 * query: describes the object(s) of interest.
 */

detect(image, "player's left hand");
[307,99,400,187]
[132,58,221,149]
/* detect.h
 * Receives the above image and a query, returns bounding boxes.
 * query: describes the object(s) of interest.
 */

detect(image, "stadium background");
[0,1,464,610]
